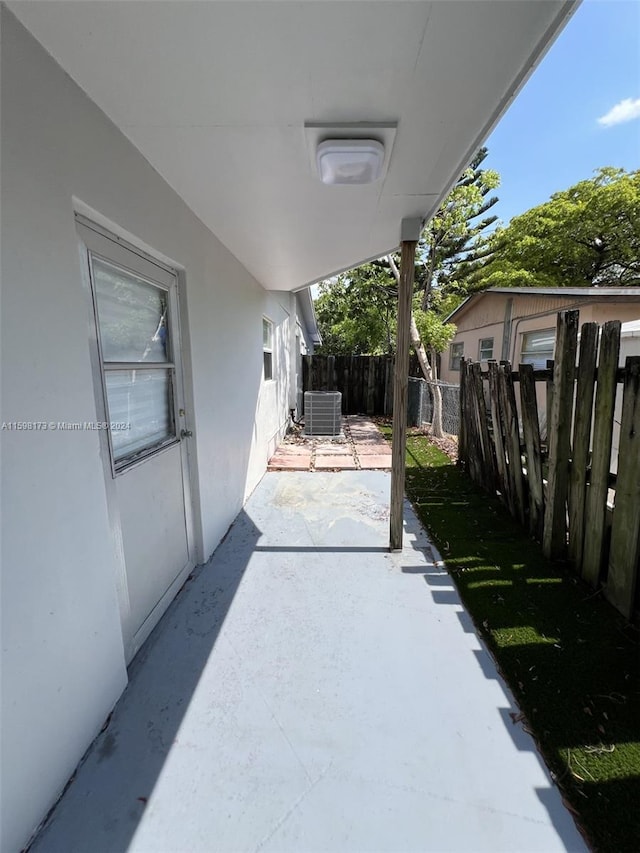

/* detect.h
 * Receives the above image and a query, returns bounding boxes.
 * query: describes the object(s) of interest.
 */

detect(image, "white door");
[78,218,193,662]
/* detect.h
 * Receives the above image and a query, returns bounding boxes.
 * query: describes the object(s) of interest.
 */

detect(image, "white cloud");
[597,97,640,127]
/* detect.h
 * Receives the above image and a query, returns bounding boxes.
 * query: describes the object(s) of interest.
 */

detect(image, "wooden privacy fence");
[303,355,394,415]
[459,310,640,621]
[303,354,427,416]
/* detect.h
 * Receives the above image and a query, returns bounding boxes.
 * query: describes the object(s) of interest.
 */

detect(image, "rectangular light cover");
[316,139,385,185]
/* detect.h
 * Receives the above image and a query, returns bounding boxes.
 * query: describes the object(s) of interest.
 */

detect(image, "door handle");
[180,429,193,439]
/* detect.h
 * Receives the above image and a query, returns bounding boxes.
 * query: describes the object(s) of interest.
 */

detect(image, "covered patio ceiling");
[11,1,578,292]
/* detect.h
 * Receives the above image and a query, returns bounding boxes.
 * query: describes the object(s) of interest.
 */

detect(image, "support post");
[390,221,419,551]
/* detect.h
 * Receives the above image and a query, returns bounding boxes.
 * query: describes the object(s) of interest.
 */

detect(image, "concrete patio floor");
[30,471,585,853]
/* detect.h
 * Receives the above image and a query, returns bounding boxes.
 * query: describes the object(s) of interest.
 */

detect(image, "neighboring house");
[441,287,640,383]
[1,4,578,850]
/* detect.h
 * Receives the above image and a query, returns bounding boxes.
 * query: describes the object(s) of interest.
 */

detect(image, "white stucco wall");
[1,11,291,851]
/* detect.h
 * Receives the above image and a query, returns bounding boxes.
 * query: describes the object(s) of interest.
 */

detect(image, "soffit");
[11,1,578,291]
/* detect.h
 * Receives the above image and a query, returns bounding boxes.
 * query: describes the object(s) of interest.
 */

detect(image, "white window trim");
[450,341,464,371]
[520,327,556,369]
[263,317,274,381]
[77,218,182,475]
[478,337,494,361]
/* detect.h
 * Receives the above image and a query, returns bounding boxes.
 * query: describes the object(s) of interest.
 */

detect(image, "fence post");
[519,363,544,540]
[582,320,621,586]
[390,233,418,551]
[543,311,578,560]
[568,323,598,570]
[606,356,640,618]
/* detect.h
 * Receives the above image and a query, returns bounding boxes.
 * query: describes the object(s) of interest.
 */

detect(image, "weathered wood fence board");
[471,362,496,491]
[519,363,544,540]
[458,310,639,623]
[582,321,621,586]
[488,361,510,512]
[501,363,526,527]
[606,357,640,619]
[543,310,578,560]
[460,361,483,485]
[567,323,598,567]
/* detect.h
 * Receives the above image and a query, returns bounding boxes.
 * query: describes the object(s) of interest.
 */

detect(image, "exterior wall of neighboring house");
[441,292,581,383]
[441,291,640,385]
[1,14,301,852]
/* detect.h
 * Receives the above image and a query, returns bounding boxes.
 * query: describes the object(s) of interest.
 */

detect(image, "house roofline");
[297,287,322,346]
[486,286,640,297]
[444,286,640,324]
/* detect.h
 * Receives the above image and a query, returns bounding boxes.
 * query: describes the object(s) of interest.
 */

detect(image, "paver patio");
[29,471,585,853]
[268,415,392,472]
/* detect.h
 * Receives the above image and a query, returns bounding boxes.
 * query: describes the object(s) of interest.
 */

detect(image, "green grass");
[381,425,640,852]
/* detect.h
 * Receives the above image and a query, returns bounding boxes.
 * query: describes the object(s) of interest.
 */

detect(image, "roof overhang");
[10,1,579,291]
[296,288,322,347]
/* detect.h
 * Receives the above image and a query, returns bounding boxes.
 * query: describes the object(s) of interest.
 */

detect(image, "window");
[450,342,464,371]
[521,328,555,369]
[478,337,494,361]
[90,255,177,470]
[263,317,274,380]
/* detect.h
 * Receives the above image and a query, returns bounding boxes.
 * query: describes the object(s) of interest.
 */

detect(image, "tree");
[314,267,396,355]
[389,148,499,435]
[413,147,500,307]
[314,147,500,436]
[473,168,640,290]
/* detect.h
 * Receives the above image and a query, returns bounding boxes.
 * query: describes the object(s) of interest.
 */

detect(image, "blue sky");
[484,0,640,226]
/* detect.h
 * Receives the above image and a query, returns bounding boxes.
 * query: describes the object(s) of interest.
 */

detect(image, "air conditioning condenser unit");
[304,391,342,437]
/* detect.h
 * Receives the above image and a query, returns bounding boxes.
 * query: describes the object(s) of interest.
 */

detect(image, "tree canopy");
[314,147,500,355]
[314,266,396,355]
[414,147,500,304]
[471,167,640,290]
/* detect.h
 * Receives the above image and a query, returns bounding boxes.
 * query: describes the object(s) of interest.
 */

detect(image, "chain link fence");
[408,377,460,435]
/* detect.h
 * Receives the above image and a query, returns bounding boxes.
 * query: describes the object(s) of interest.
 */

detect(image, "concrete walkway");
[31,472,585,853]
[268,415,392,471]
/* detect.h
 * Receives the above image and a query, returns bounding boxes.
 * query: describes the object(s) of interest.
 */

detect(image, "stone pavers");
[267,415,392,471]
[266,444,312,471]
[316,443,352,455]
[355,453,392,469]
[315,454,358,470]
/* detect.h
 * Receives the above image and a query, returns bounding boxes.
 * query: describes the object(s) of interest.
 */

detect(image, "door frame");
[75,212,196,663]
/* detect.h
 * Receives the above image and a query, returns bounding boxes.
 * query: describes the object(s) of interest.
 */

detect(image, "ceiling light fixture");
[316,139,385,185]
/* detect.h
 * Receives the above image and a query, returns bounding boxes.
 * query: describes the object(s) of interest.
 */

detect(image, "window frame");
[79,219,181,476]
[450,341,464,371]
[520,327,556,370]
[263,316,274,381]
[478,337,494,361]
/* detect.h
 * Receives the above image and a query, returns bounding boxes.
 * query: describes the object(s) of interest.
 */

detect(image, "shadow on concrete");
[31,509,262,853]
[392,495,587,850]
[30,466,593,853]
